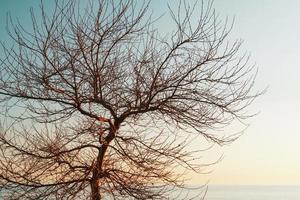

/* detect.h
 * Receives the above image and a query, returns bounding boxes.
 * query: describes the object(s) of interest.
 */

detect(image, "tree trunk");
[90,126,117,200]
[91,173,101,200]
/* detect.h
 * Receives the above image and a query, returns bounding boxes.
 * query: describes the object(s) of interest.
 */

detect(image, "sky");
[199,0,300,185]
[0,0,300,186]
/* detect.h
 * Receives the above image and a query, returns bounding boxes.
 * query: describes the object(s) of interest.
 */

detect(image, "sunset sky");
[1,0,300,186]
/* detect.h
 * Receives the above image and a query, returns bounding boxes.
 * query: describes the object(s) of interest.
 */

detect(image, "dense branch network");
[0,0,261,199]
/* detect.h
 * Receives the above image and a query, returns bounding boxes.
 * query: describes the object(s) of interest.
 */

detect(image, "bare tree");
[0,0,261,199]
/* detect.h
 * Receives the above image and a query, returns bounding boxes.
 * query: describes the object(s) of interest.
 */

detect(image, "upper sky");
[0,0,299,185]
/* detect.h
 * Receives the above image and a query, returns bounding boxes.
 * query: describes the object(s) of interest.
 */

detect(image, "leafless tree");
[0,0,261,199]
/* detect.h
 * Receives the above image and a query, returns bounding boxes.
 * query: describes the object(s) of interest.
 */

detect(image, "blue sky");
[0,0,300,185]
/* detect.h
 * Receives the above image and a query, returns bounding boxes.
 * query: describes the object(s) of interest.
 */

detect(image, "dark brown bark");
[91,124,118,200]
[91,172,101,200]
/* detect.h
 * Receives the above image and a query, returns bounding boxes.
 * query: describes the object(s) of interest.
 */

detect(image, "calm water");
[204,185,300,200]
[1,185,300,199]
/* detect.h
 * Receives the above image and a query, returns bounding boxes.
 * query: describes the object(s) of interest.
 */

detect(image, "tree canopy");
[0,0,261,199]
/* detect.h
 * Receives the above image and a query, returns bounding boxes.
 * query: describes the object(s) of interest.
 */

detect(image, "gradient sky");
[1,0,300,185]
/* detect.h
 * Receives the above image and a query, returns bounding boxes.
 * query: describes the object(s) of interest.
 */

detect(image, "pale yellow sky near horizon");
[152,0,300,186]
[187,0,300,185]
[1,0,300,186]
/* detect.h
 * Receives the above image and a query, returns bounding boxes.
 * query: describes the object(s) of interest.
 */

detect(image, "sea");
[193,185,300,200]
[1,185,300,199]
